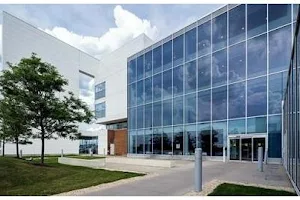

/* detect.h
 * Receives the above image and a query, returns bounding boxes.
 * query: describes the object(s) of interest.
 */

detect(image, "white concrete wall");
[95,34,153,124]
[2,12,101,155]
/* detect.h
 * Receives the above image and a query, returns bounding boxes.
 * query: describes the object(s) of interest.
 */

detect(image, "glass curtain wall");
[128,4,295,158]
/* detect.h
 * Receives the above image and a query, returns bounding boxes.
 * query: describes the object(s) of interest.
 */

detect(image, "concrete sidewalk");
[75,161,293,196]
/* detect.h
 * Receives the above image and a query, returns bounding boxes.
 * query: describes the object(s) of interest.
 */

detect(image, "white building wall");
[95,34,153,124]
[1,12,102,155]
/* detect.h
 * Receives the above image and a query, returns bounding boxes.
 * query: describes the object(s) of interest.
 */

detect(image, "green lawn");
[66,155,105,160]
[208,183,296,196]
[0,157,143,196]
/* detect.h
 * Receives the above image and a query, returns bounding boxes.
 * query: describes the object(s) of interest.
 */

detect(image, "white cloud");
[42,5,158,59]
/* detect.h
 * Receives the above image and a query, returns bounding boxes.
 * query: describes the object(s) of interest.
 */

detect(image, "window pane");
[268,115,282,158]
[198,20,211,57]
[198,55,211,90]
[212,121,226,156]
[129,107,136,130]
[137,55,144,80]
[145,77,152,103]
[185,28,197,61]
[198,89,211,122]
[212,48,227,87]
[269,25,292,73]
[268,4,291,31]
[212,12,227,52]
[247,34,267,78]
[173,35,184,66]
[153,73,162,101]
[293,4,299,21]
[184,124,196,155]
[163,127,173,155]
[173,126,183,155]
[173,65,183,96]
[228,119,245,134]
[145,129,152,154]
[137,130,144,154]
[198,123,211,156]
[229,82,245,118]
[185,93,196,124]
[153,128,162,154]
[173,96,183,125]
[247,116,267,133]
[163,99,172,126]
[229,4,245,45]
[153,101,162,127]
[129,130,136,153]
[137,79,144,105]
[229,42,246,83]
[163,40,172,70]
[269,72,287,114]
[144,104,152,128]
[153,46,162,74]
[212,86,227,121]
[129,83,137,107]
[185,60,197,93]
[145,50,152,77]
[247,4,267,38]
[128,59,136,83]
[247,76,267,117]
[137,106,144,129]
[163,69,172,99]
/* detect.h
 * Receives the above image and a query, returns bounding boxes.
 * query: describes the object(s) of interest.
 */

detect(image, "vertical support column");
[258,146,263,172]
[103,148,106,155]
[61,149,63,157]
[194,148,202,192]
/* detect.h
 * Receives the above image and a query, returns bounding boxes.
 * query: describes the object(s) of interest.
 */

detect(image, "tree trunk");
[2,140,4,157]
[41,130,45,165]
[15,137,19,158]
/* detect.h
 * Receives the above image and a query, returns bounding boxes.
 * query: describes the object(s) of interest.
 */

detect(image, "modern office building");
[127,4,299,163]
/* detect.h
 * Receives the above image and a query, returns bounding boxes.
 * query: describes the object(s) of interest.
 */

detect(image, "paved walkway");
[77,161,293,196]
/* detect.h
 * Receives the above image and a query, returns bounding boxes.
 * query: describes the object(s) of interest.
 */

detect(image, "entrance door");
[241,138,252,161]
[230,139,240,160]
[253,138,265,161]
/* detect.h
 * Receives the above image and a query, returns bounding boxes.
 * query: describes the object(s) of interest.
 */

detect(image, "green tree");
[0,53,93,164]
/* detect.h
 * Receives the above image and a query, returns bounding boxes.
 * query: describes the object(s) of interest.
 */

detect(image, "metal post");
[61,149,63,157]
[258,146,263,172]
[20,150,22,159]
[194,148,202,192]
[89,148,93,156]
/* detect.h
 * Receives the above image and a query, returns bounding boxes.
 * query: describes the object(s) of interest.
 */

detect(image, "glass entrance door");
[253,137,265,161]
[230,139,240,160]
[241,138,252,161]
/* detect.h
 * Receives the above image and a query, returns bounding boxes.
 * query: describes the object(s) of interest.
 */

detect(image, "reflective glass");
[163,99,172,126]
[228,119,245,134]
[212,86,227,121]
[198,55,211,90]
[184,124,196,155]
[198,89,211,122]
[163,40,172,70]
[293,4,299,21]
[137,106,144,129]
[137,130,144,154]
[129,130,136,153]
[268,115,282,158]
[137,80,144,105]
[198,20,211,57]
[247,116,267,133]
[145,129,152,154]
[173,35,184,66]
[268,4,291,31]
[128,59,136,83]
[163,127,173,155]
[229,4,245,45]
[137,55,144,80]
[247,4,267,38]
[145,50,152,78]
[212,49,227,87]
[247,76,267,117]
[173,65,183,96]
[144,104,152,128]
[153,128,162,154]
[185,28,197,61]
[269,72,287,114]
[173,126,183,155]
[153,46,162,74]
[163,69,172,99]
[247,34,267,78]
[212,121,226,156]
[153,73,162,101]
[144,77,152,103]
[212,12,227,51]
[173,96,183,125]
[185,60,197,93]
[185,93,196,124]
[229,42,246,83]
[229,82,245,118]
[269,25,292,73]
[129,83,137,107]
[129,107,136,130]
[153,101,162,127]
[197,123,211,156]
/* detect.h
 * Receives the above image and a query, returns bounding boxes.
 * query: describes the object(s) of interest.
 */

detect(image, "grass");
[0,156,144,196]
[66,155,105,160]
[208,183,296,196]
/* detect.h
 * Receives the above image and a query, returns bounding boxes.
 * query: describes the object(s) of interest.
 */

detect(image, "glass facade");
[128,4,295,159]
[79,136,98,154]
